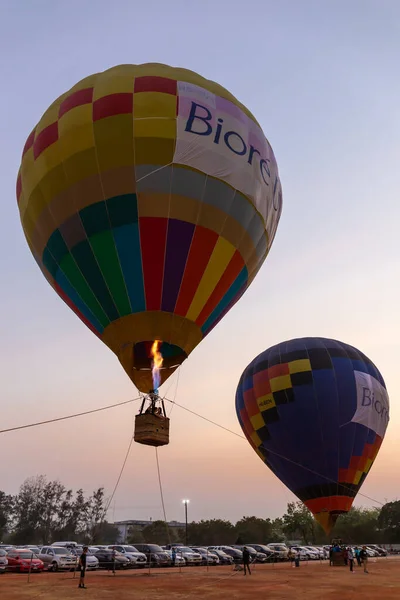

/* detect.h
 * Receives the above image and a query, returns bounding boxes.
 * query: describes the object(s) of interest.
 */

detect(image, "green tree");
[332,507,380,544]
[270,518,286,542]
[378,501,400,543]
[40,480,66,543]
[186,519,236,546]
[95,521,120,544]
[142,520,179,546]
[127,525,145,545]
[85,488,106,543]
[282,501,325,544]
[12,476,48,544]
[234,516,273,543]
[0,491,13,541]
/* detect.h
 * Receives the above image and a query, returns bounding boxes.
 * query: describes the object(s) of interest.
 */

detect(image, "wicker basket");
[332,551,346,566]
[134,414,170,447]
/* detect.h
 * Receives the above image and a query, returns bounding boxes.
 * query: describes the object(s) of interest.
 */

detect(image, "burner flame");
[151,340,163,392]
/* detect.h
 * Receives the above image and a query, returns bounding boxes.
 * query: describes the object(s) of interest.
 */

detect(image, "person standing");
[354,546,362,567]
[288,548,294,567]
[242,546,251,576]
[347,547,355,572]
[78,546,88,589]
[360,546,369,573]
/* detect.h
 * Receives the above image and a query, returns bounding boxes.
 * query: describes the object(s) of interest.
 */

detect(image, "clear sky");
[0,0,399,525]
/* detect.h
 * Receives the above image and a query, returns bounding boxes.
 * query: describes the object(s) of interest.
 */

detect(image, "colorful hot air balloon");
[17,64,282,393]
[236,338,389,534]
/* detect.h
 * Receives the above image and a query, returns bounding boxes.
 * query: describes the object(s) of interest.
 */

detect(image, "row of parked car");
[0,541,388,573]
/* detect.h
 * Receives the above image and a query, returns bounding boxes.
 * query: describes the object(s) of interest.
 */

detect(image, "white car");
[69,548,99,570]
[291,546,319,560]
[162,548,186,566]
[191,547,220,565]
[267,543,289,560]
[290,546,309,561]
[304,546,323,560]
[171,546,202,565]
[107,545,147,568]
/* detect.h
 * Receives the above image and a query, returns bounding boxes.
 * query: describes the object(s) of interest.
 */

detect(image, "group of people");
[330,544,369,573]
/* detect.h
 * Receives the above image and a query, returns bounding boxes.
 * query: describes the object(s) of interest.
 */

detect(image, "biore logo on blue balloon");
[352,371,390,437]
[184,101,275,189]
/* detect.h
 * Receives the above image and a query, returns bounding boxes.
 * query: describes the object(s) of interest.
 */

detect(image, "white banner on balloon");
[173,81,282,247]
[351,371,390,438]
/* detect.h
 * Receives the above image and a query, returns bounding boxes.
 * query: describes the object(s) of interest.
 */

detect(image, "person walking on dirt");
[347,547,355,572]
[360,546,369,573]
[243,546,251,576]
[78,546,88,589]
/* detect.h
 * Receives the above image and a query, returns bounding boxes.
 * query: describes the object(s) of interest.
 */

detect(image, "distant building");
[114,519,186,542]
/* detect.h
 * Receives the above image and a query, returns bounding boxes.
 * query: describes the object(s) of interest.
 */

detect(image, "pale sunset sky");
[0,0,399,524]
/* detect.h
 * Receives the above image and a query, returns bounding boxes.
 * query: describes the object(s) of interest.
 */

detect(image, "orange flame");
[151,340,163,391]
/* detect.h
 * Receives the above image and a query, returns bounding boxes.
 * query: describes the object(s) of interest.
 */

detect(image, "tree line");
[0,475,118,545]
[127,502,400,547]
[2,476,400,546]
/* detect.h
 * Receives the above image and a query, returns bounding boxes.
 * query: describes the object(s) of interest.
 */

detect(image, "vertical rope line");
[155,447,171,544]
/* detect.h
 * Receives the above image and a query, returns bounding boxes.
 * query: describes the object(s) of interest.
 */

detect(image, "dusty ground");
[2,557,400,599]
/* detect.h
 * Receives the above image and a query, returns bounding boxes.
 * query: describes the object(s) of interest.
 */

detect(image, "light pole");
[182,499,190,546]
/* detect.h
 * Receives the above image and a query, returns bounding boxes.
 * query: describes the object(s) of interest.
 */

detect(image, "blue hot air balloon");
[236,337,389,534]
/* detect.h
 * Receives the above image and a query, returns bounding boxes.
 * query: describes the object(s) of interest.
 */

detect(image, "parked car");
[245,544,277,561]
[0,550,8,573]
[267,543,289,560]
[303,546,323,560]
[209,546,242,563]
[315,546,329,559]
[69,548,99,570]
[289,546,311,561]
[170,546,202,565]
[367,545,387,557]
[6,549,44,573]
[51,541,78,550]
[94,549,130,570]
[106,545,147,568]
[162,548,186,566]
[207,548,234,565]
[38,546,77,571]
[231,545,268,563]
[190,547,219,565]
[130,544,171,567]
[24,546,41,555]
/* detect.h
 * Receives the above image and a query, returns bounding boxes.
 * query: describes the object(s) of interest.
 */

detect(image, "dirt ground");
[2,557,400,599]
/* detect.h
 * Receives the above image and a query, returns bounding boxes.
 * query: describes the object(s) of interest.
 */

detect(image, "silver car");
[38,546,77,571]
[173,546,202,565]
[106,545,147,568]
[162,548,186,566]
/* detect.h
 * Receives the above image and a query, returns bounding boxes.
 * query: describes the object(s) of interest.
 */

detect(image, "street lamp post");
[182,499,190,546]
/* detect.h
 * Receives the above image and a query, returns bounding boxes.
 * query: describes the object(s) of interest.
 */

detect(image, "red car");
[6,549,44,573]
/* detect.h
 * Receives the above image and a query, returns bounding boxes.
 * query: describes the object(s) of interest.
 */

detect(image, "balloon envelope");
[236,337,389,534]
[17,64,282,392]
